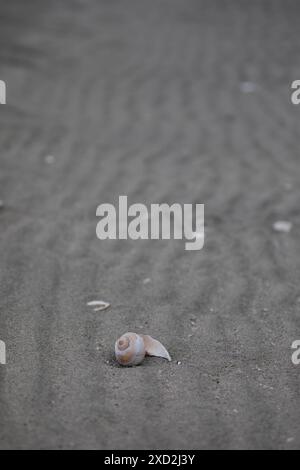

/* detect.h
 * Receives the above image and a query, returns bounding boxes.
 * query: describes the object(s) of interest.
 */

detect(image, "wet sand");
[0,0,300,450]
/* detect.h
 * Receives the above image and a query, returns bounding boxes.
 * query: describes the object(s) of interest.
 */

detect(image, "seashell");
[115,332,171,366]
[115,332,145,366]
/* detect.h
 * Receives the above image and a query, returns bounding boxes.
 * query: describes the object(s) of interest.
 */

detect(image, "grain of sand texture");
[0,0,300,450]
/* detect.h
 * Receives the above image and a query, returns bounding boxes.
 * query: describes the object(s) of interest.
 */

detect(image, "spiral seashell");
[115,332,171,366]
[115,332,146,366]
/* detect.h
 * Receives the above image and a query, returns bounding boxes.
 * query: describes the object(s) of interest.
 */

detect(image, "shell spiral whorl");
[115,332,146,366]
[117,336,130,351]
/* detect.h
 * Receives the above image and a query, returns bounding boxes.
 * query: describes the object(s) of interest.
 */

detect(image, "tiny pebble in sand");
[45,155,55,165]
[240,81,257,93]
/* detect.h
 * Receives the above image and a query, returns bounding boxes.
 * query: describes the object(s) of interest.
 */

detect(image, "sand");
[0,0,300,450]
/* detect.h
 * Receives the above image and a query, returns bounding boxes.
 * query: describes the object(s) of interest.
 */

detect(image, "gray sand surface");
[0,0,300,450]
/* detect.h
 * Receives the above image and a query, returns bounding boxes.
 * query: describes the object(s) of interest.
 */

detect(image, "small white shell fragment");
[287,437,295,443]
[140,334,171,361]
[143,278,151,285]
[87,300,110,311]
[273,221,293,233]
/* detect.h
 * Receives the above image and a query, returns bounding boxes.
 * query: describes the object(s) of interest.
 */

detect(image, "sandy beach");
[0,0,300,449]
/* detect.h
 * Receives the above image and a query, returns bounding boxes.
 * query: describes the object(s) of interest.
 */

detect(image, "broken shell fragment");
[115,332,171,366]
[140,334,171,362]
[87,300,110,311]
